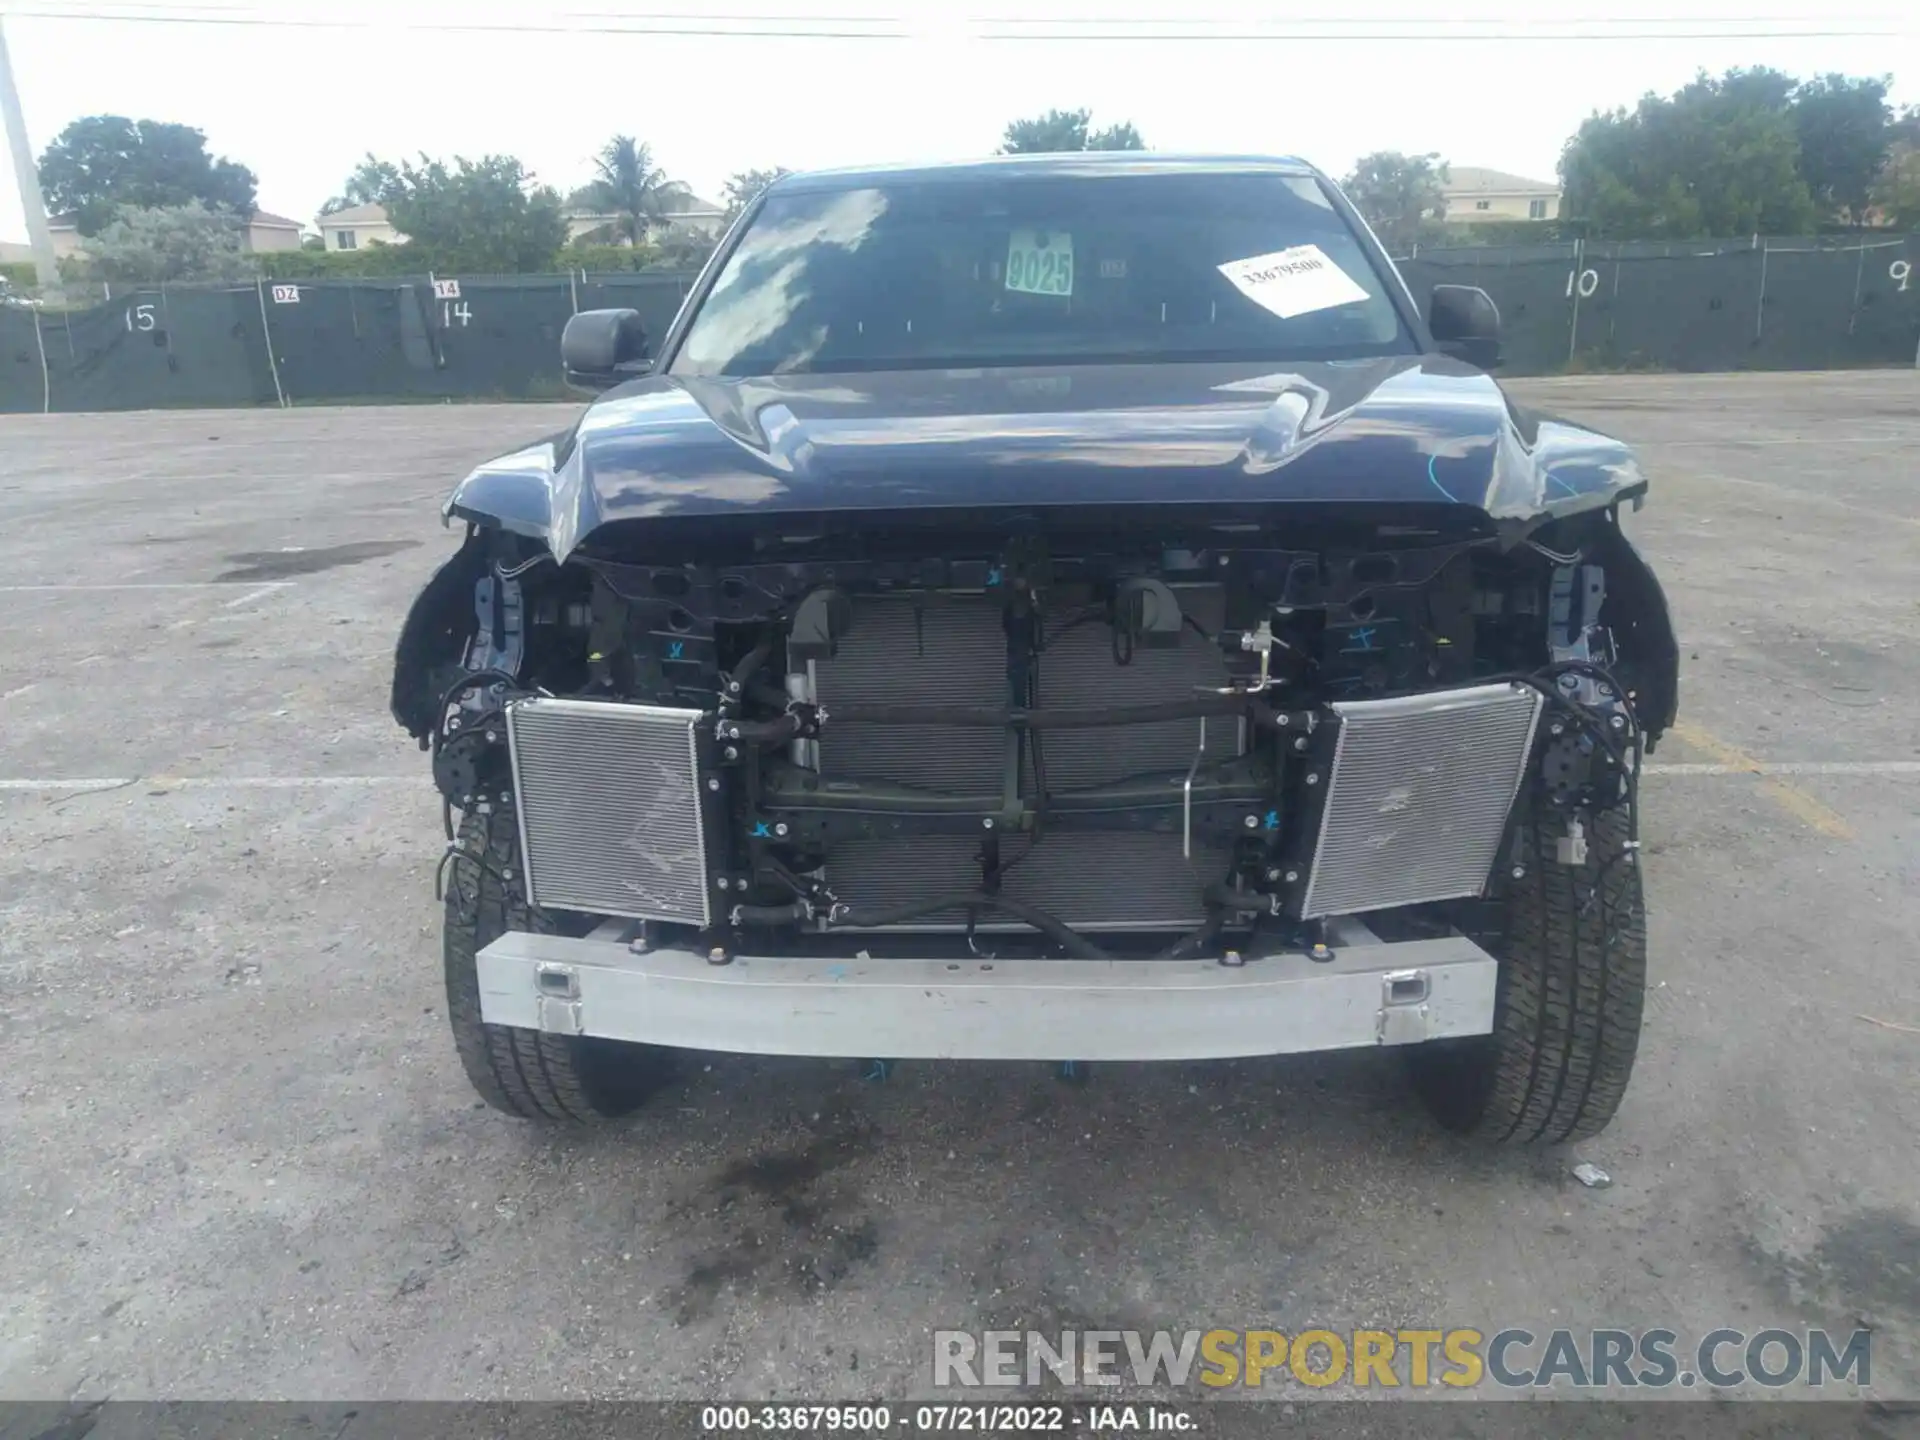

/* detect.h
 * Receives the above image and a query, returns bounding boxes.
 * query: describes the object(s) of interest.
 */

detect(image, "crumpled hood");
[447,356,1646,560]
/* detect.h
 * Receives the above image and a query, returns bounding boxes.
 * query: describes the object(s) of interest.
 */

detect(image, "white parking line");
[220,584,290,610]
[1651,761,1920,776]
[0,776,419,791]
[0,582,299,592]
[3,762,1918,793]
[1645,437,1917,448]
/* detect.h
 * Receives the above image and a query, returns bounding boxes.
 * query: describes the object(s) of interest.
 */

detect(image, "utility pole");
[0,15,63,300]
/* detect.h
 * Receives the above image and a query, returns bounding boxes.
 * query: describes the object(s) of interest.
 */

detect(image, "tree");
[321,153,404,215]
[574,136,690,246]
[1871,142,1920,228]
[1791,74,1893,225]
[38,115,257,235]
[999,109,1146,154]
[722,167,792,222]
[383,154,568,273]
[1560,69,1819,238]
[76,201,251,283]
[1341,152,1450,251]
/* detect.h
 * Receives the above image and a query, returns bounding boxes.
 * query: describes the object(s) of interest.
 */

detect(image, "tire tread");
[442,811,661,1123]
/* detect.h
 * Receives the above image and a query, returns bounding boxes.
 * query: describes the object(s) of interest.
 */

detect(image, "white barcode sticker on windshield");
[1218,245,1368,319]
[1005,229,1074,296]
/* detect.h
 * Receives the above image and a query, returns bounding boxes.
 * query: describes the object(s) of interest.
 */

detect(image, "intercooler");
[811,592,1234,931]
[1296,683,1545,919]
[506,698,712,926]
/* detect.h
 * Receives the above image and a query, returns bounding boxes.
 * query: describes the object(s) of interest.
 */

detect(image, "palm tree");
[579,136,690,247]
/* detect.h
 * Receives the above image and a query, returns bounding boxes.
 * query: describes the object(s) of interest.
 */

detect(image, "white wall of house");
[246,221,304,252]
[1445,191,1561,223]
[45,211,310,257]
[318,204,404,252]
[564,204,726,245]
[1440,168,1562,225]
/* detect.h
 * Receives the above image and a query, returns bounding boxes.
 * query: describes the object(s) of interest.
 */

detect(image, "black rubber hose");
[726,637,774,697]
[826,694,1294,730]
[1156,914,1224,961]
[1205,881,1275,914]
[748,680,793,710]
[831,891,1113,960]
[730,899,813,925]
[727,713,803,746]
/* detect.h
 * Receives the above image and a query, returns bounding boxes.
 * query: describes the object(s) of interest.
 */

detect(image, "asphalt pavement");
[0,373,1915,1405]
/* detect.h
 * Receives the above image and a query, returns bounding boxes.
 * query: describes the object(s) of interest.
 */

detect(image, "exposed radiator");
[826,833,1230,932]
[506,698,712,926]
[1299,683,1544,919]
[1035,586,1234,789]
[814,598,1006,793]
[814,591,1233,930]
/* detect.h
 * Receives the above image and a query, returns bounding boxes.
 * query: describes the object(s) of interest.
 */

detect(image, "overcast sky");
[3,0,1917,240]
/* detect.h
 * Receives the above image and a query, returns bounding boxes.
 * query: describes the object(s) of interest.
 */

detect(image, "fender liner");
[1592,516,1679,748]
[390,530,491,740]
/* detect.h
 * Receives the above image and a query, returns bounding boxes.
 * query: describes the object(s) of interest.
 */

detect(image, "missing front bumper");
[474,923,1498,1062]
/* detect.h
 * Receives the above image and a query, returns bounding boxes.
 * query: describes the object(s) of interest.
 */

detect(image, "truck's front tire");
[1409,805,1646,1144]
[442,811,673,1122]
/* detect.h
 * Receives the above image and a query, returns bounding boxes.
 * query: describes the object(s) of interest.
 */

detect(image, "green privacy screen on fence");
[2,240,1916,413]
[0,272,696,414]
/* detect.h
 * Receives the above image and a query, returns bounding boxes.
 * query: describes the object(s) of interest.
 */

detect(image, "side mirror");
[562,308,651,389]
[1428,285,1502,369]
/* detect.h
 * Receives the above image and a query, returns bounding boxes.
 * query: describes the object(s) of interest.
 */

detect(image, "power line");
[3,4,1912,39]
[40,0,1915,18]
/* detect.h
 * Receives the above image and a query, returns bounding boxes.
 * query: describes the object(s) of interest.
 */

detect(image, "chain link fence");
[1395,234,1920,376]
[3,238,1918,413]
[0,271,696,413]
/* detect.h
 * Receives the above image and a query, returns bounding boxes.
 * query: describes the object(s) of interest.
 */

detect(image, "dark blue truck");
[392,154,1678,1141]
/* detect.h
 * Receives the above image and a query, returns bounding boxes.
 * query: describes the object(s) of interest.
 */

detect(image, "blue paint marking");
[862,1058,894,1082]
[751,821,772,837]
[1426,454,1458,504]
[1342,626,1379,653]
[1548,474,1580,497]
[824,964,848,980]
[1264,809,1280,830]
[667,640,685,659]
[986,567,1003,585]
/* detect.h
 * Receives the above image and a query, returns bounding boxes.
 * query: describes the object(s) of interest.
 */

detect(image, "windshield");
[669,172,1412,377]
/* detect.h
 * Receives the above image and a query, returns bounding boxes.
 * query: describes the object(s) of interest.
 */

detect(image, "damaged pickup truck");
[391,154,1677,1141]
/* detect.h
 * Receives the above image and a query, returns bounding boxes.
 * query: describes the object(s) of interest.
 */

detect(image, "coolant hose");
[1157,914,1224,960]
[727,712,804,746]
[727,638,774,695]
[825,694,1292,729]
[826,891,1113,960]
[1205,881,1274,914]
[730,899,813,926]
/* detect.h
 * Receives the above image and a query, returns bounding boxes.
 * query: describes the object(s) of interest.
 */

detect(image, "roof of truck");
[773,153,1320,191]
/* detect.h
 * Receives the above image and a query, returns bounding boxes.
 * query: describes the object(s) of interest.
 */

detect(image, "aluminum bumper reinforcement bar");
[475,923,1498,1062]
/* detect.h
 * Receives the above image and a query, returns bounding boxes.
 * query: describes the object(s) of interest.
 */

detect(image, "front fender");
[440,420,586,537]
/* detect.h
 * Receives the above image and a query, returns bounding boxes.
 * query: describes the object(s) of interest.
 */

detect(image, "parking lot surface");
[1,373,1916,1403]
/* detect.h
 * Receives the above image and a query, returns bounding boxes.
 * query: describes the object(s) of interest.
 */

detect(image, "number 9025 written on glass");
[1005,229,1075,297]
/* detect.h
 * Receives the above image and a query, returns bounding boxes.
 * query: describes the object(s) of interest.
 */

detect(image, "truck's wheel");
[443,810,673,1122]
[1409,804,1646,1144]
